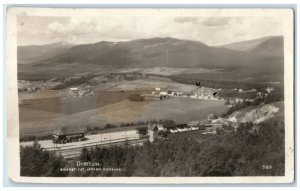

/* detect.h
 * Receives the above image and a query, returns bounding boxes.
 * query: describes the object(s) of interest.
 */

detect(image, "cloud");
[174,17,231,27]
[47,21,68,33]
[201,17,230,27]
[174,16,199,23]
[17,12,284,46]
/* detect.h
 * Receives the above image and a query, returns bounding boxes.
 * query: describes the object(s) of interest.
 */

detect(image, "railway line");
[47,138,147,159]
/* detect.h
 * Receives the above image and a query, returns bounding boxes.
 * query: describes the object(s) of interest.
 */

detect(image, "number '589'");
[262,165,272,170]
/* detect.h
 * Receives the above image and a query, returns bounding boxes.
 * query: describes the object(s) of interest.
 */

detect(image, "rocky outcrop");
[226,102,283,124]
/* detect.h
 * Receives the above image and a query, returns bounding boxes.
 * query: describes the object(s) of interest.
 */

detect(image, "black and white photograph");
[6,7,294,183]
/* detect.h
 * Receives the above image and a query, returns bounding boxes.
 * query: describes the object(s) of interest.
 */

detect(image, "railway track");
[49,138,147,159]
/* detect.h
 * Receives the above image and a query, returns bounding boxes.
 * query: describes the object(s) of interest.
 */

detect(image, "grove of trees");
[20,141,68,177]
[67,118,284,177]
[20,117,284,177]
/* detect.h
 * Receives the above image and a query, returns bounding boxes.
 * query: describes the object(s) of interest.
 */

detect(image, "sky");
[17,9,284,46]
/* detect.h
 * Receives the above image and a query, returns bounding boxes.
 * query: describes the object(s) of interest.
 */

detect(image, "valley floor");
[18,77,228,137]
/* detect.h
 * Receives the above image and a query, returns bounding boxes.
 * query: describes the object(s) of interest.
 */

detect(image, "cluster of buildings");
[169,125,200,133]
[168,116,236,135]
[18,80,39,92]
[69,87,94,97]
[18,79,60,93]
[190,87,220,100]
[140,86,220,101]
[225,87,275,104]
[140,87,182,101]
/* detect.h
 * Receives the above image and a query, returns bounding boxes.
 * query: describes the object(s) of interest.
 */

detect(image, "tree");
[80,147,91,161]
[225,99,230,105]
[264,89,284,104]
[20,142,68,177]
[64,117,285,177]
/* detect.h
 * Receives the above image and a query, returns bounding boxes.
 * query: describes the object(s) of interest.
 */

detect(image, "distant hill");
[43,37,282,69]
[219,36,277,50]
[249,36,283,57]
[50,38,242,70]
[17,36,284,82]
[18,42,74,64]
[220,36,283,57]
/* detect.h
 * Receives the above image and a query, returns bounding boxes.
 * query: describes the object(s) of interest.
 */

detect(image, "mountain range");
[18,42,74,64]
[17,36,284,82]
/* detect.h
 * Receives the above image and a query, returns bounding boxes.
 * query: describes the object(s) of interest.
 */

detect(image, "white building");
[159,91,168,96]
[266,87,275,93]
[191,127,199,131]
[69,87,78,91]
[170,129,178,133]
[157,124,165,131]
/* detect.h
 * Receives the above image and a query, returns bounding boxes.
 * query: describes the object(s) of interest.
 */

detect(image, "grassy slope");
[19,91,133,115]
[19,98,227,137]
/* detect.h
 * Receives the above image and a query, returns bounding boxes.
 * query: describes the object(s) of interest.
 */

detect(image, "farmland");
[109,76,196,92]
[18,76,228,138]
[19,97,227,137]
[20,91,136,115]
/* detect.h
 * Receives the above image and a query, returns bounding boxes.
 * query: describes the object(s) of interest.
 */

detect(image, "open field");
[19,91,135,115]
[18,64,114,81]
[18,76,201,118]
[19,99,147,136]
[19,97,227,137]
[18,90,63,101]
[19,77,228,138]
[109,76,197,92]
[137,97,227,123]
[19,108,66,122]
